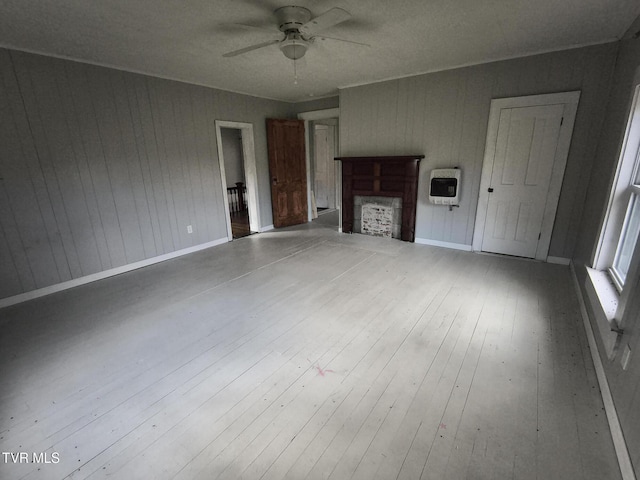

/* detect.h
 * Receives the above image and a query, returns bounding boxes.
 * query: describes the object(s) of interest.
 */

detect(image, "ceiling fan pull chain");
[294,57,298,85]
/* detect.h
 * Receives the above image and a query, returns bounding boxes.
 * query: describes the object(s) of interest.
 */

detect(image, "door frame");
[298,108,340,223]
[472,91,580,260]
[215,120,261,240]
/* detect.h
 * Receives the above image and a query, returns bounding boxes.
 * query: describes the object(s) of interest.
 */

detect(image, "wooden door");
[481,104,565,258]
[267,119,308,228]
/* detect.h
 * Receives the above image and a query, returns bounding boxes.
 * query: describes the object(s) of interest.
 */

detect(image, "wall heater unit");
[429,168,461,206]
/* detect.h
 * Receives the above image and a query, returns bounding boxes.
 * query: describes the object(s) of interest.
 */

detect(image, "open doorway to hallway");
[309,119,338,228]
[220,127,252,239]
[215,120,262,241]
[298,107,340,230]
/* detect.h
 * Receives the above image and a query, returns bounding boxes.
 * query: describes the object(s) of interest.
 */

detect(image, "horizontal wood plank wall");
[0,48,293,300]
[339,43,617,256]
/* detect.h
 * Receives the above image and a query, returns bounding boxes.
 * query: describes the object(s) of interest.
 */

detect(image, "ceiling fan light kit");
[280,32,308,60]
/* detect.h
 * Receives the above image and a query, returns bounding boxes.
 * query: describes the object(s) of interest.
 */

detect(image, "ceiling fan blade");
[223,39,280,57]
[315,35,370,47]
[299,7,351,36]
[226,23,280,34]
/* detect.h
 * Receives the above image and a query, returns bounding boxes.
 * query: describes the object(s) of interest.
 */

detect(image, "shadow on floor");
[231,210,254,239]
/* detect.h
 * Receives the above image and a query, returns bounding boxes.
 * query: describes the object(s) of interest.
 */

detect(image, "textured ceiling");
[1,0,639,103]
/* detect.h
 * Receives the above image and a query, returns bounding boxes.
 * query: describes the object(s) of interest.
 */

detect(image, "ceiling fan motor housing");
[275,6,312,32]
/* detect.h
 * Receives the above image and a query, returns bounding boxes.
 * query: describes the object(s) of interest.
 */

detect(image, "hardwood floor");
[0,222,621,479]
[312,209,339,229]
[231,210,253,239]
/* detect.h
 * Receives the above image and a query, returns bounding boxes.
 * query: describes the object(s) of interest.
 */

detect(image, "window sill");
[584,267,620,359]
[586,268,619,318]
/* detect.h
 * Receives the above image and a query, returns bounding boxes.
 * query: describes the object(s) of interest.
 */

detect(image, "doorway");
[311,121,338,215]
[298,108,340,229]
[472,92,580,260]
[221,127,251,238]
[215,121,261,240]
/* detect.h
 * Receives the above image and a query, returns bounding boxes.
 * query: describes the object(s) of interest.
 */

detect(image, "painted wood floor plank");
[172,249,466,480]
[285,292,446,480]
[2,239,360,476]
[139,260,404,480]
[450,260,537,479]
[3,234,336,418]
[77,274,380,476]
[303,253,483,480]
[9,282,312,471]
[178,297,395,479]
[0,223,623,480]
[379,260,499,478]
[220,270,436,478]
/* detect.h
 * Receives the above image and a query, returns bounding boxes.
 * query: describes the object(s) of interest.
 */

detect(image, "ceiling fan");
[222,5,368,60]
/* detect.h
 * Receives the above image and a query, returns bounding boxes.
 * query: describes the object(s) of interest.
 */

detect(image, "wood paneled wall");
[0,49,293,299]
[340,43,617,257]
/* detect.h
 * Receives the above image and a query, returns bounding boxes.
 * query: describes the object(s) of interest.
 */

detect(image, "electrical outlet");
[187,225,193,234]
[621,344,632,370]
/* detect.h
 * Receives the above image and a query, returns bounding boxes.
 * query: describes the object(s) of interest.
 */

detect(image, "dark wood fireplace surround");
[334,155,424,242]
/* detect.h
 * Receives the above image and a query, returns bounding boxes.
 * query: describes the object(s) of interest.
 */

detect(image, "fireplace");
[334,155,424,242]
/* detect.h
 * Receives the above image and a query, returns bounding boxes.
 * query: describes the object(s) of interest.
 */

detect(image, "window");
[611,170,640,289]
[593,77,640,328]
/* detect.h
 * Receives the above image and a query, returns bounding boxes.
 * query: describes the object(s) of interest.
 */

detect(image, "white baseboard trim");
[0,237,229,309]
[570,262,635,480]
[547,256,571,265]
[261,224,274,232]
[414,238,473,251]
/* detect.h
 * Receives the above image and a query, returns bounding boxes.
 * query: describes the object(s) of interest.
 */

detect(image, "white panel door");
[481,104,564,258]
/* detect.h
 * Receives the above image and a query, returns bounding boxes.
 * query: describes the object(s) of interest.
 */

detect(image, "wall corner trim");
[0,237,229,310]
[414,238,473,251]
[570,261,636,480]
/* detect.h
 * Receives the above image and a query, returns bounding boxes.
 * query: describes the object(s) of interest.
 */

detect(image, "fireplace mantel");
[335,155,424,242]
